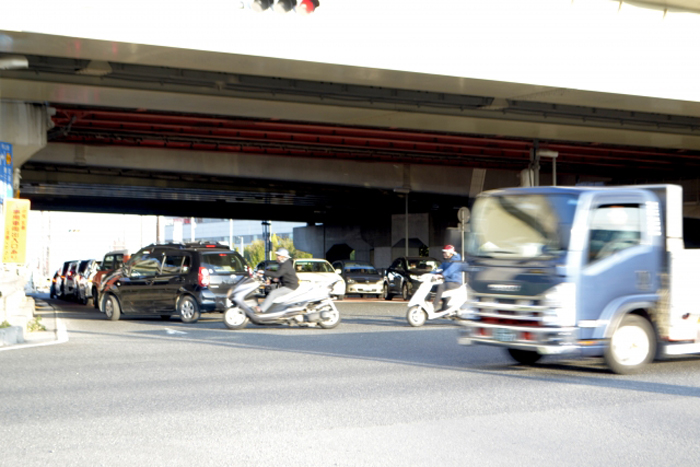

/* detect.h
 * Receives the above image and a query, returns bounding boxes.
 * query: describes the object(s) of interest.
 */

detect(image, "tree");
[244,235,312,268]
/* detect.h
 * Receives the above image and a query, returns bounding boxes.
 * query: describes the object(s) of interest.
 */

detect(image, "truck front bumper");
[457,320,585,355]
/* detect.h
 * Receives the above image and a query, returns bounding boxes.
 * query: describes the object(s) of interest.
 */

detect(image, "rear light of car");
[198,267,210,287]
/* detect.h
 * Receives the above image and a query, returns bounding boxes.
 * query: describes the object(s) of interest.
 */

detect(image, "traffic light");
[273,0,296,13]
[296,0,318,14]
[244,0,319,13]
[251,0,271,12]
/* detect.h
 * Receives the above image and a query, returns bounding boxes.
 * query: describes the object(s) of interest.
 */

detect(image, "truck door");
[579,194,660,323]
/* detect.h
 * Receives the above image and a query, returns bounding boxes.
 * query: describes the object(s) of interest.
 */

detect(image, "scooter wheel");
[318,305,341,329]
[223,307,249,330]
[406,306,427,327]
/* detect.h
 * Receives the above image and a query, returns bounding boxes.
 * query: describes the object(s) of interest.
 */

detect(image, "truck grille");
[469,293,547,327]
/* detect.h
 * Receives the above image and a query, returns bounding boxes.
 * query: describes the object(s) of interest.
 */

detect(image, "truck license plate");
[494,328,516,342]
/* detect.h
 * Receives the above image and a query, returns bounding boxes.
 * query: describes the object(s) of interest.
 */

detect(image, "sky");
[2,0,700,102]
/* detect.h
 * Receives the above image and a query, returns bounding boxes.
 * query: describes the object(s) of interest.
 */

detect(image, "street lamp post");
[394,188,410,256]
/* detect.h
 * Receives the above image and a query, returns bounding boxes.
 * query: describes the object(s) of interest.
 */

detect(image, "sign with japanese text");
[0,142,13,202]
[3,198,30,264]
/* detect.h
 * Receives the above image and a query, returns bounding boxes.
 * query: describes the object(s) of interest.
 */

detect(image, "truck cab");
[457,184,700,374]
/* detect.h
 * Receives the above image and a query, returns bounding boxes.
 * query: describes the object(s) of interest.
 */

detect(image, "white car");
[332,260,383,298]
[293,258,346,300]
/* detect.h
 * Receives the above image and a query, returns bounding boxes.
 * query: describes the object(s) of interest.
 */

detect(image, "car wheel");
[103,294,121,321]
[223,307,249,330]
[383,283,393,301]
[92,287,100,309]
[604,314,655,375]
[507,348,542,365]
[178,295,201,324]
[401,283,410,301]
[406,306,427,327]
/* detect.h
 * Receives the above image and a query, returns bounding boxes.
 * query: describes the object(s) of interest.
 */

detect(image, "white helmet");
[275,248,290,259]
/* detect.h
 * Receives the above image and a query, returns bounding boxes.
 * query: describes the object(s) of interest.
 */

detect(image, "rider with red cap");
[432,244,468,311]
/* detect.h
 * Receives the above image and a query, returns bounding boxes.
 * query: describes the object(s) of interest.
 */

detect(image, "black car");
[332,260,383,298]
[100,242,250,323]
[382,256,440,301]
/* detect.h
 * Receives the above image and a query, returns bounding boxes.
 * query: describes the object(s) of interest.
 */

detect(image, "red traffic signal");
[297,0,319,14]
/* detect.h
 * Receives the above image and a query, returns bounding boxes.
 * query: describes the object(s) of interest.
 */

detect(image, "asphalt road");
[2,295,700,466]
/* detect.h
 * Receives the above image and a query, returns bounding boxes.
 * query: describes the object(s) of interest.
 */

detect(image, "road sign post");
[457,207,470,260]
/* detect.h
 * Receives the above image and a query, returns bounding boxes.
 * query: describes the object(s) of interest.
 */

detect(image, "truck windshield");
[467,194,578,259]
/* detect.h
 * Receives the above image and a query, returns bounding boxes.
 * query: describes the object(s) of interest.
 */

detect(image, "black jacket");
[265,259,299,290]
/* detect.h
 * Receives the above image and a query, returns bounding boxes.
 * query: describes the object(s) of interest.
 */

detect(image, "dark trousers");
[432,281,460,310]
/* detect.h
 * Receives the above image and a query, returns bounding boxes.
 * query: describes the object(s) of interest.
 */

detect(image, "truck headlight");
[542,282,576,327]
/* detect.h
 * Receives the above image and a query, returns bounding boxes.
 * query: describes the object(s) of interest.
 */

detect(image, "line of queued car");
[50,250,130,306]
[50,241,442,324]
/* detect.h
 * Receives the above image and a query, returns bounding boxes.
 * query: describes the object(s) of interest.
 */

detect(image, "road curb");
[0,297,68,352]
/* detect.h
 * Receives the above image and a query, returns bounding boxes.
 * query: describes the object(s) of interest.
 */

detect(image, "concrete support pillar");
[0,102,52,335]
[391,213,429,258]
[0,102,52,193]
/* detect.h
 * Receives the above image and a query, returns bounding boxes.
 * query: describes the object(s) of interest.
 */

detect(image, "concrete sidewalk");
[0,295,67,350]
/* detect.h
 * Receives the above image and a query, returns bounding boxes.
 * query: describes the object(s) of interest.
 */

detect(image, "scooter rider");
[432,245,468,311]
[256,248,299,313]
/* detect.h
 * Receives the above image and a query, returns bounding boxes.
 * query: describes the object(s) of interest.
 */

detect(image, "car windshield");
[344,263,378,274]
[78,261,91,273]
[295,260,334,273]
[467,193,578,259]
[202,252,246,274]
[407,259,440,271]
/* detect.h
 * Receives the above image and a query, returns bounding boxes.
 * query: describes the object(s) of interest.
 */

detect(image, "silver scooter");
[406,273,467,327]
[222,275,341,330]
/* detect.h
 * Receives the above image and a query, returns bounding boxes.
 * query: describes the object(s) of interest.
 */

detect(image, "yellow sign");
[3,198,30,264]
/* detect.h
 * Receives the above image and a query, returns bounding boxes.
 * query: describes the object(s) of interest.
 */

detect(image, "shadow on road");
[37,293,700,398]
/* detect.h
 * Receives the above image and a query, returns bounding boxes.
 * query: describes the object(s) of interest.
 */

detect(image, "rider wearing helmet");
[257,247,299,313]
[432,244,468,311]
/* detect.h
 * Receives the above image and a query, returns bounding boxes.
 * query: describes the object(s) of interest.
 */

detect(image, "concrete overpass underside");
[4,32,700,263]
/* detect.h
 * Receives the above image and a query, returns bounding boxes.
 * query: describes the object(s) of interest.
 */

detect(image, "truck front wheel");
[507,348,542,365]
[604,314,655,375]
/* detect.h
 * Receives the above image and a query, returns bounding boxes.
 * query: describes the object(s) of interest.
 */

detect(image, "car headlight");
[347,279,356,284]
[542,282,576,326]
[409,274,421,281]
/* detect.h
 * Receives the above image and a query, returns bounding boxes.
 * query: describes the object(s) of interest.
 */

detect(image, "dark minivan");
[100,242,250,323]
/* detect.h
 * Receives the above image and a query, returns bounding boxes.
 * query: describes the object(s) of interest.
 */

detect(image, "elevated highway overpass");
[2,0,700,263]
